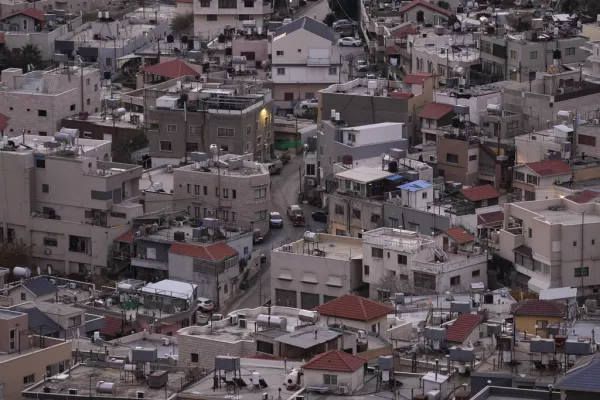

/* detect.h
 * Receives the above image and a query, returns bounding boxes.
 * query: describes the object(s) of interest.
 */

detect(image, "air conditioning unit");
[239,318,247,328]
[230,315,239,325]
[44,248,52,255]
[69,283,76,289]
[162,338,170,346]
[429,155,436,162]
[136,391,145,399]
[134,231,142,237]
[166,165,173,172]
[307,178,316,187]
[594,119,600,125]
[68,389,78,395]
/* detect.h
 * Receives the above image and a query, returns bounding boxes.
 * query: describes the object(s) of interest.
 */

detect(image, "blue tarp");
[397,180,433,191]
[385,175,403,181]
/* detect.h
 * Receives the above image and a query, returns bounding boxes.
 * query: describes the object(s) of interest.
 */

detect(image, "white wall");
[355,123,404,146]
[467,147,479,175]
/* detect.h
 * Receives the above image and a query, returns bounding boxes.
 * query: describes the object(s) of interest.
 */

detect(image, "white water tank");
[13,267,31,278]
[487,104,502,114]
[210,144,219,156]
[256,314,287,330]
[298,310,320,324]
[285,369,299,385]
[252,371,261,385]
[96,381,116,395]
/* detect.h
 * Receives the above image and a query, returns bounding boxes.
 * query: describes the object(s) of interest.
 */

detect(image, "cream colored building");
[0,134,144,275]
[193,0,272,39]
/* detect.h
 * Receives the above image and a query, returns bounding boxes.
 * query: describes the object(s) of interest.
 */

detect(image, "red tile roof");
[477,211,504,227]
[398,0,454,16]
[445,226,474,244]
[101,315,140,338]
[140,59,200,78]
[169,242,237,261]
[0,112,9,131]
[390,91,413,99]
[446,313,482,343]
[511,300,565,317]
[392,25,418,38]
[418,102,454,120]
[523,159,573,177]
[565,189,600,204]
[314,294,394,321]
[460,184,500,202]
[386,45,400,54]
[303,350,366,372]
[1,8,45,21]
[115,228,136,244]
[404,72,434,85]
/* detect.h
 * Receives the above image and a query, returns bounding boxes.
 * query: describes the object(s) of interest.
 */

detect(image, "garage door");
[275,289,297,308]
[300,292,319,310]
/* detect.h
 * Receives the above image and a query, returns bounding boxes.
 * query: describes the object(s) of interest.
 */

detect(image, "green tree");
[323,13,336,27]
[112,130,148,163]
[0,241,34,282]
[169,12,194,37]
[19,44,41,71]
[437,0,450,9]
[0,48,14,70]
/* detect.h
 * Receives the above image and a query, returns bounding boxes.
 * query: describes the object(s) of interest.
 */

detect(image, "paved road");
[223,152,327,313]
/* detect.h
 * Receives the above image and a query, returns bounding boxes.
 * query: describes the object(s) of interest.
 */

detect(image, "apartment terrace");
[362,228,436,253]
[1,63,99,95]
[273,233,363,261]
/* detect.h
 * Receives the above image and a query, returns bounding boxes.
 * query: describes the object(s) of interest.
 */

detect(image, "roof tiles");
[460,185,500,202]
[140,59,200,78]
[398,0,454,16]
[418,102,454,120]
[303,350,366,372]
[477,211,504,227]
[314,294,394,321]
[446,313,482,343]
[524,159,573,177]
[403,72,434,85]
[511,300,565,317]
[1,8,45,21]
[565,189,600,204]
[445,226,474,244]
[169,242,237,261]
[115,228,136,244]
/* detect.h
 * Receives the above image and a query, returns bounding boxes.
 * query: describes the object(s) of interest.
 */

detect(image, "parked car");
[337,37,362,47]
[283,18,292,25]
[356,60,369,72]
[365,73,378,79]
[298,98,319,109]
[339,26,355,37]
[266,160,283,175]
[198,298,214,312]
[269,212,283,228]
[333,19,355,31]
[312,211,328,222]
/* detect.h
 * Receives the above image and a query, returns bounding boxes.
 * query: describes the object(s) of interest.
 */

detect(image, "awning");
[386,175,403,181]
[118,54,142,61]
[528,277,551,293]
[326,275,343,287]
[301,273,318,284]
[514,245,533,258]
[278,270,292,281]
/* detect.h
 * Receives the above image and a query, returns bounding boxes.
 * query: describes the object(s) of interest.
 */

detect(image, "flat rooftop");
[0,309,24,319]
[140,167,175,193]
[335,165,395,184]
[68,21,166,48]
[273,233,362,261]
[321,78,391,96]
[536,208,600,224]
[72,331,179,360]
[362,228,435,252]
[64,111,144,129]
[22,363,183,399]
[1,134,111,157]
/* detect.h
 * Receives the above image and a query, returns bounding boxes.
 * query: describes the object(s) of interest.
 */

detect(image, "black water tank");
[553,49,562,60]
[174,231,185,242]
[187,40,194,50]
[103,71,111,80]
[166,34,174,43]
[388,161,398,173]
[452,116,460,128]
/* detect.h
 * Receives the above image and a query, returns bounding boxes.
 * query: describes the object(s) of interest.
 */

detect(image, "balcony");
[412,252,488,274]
[307,57,331,66]
[131,257,168,271]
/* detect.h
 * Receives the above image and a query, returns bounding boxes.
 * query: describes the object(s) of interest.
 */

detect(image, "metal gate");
[275,289,297,308]
[300,292,320,310]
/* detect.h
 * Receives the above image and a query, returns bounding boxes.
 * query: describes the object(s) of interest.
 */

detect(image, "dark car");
[312,211,328,222]
[269,212,283,228]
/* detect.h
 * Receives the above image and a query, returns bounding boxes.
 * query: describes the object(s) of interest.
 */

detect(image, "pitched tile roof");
[418,102,454,120]
[274,16,334,42]
[398,0,454,16]
[523,159,573,177]
[460,184,500,202]
[446,313,482,343]
[169,242,237,261]
[386,45,400,54]
[303,350,366,372]
[140,59,200,78]
[0,112,8,131]
[565,189,600,204]
[391,25,418,38]
[445,226,474,244]
[22,277,56,297]
[403,72,434,85]
[390,91,414,99]
[115,228,136,244]
[554,355,600,393]
[101,315,141,337]
[314,294,394,321]
[21,307,60,336]
[514,244,532,258]
[1,8,45,21]
[511,300,565,317]
[477,211,504,227]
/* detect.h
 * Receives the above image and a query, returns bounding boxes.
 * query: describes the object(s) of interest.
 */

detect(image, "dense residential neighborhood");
[3,0,600,399]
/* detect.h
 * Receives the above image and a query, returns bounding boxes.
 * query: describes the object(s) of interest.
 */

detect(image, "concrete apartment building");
[124,76,274,166]
[397,0,454,25]
[0,65,101,137]
[436,134,480,185]
[0,309,72,400]
[514,126,573,164]
[479,30,588,82]
[498,197,600,294]
[0,134,144,275]
[0,0,96,18]
[361,227,487,298]
[192,0,273,39]
[271,17,338,111]
[56,12,169,74]
[271,233,363,309]
[513,159,574,201]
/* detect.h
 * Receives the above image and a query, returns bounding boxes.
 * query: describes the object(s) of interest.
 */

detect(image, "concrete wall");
[232,38,269,64]
[514,315,563,337]
[328,195,383,237]
[436,137,478,185]
[304,368,365,393]
[382,203,451,234]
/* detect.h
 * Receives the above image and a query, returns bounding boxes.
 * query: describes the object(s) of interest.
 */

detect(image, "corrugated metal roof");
[274,16,333,42]
[22,277,56,297]
[398,180,432,191]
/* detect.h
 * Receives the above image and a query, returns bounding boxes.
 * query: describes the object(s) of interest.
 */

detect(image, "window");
[149,120,159,130]
[256,136,262,145]
[217,127,234,137]
[224,283,229,294]
[510,49,517,59]
[42,184,49,193]
[371,247,383,258]
[68,315,81,327]
[253,188,267,199]
[9,328,15,350]
[186,142,199,152]
[306,164,316,176]
[352,208,361,219]
[191,353,199,362]
[83,131,93,138]
[215,187,220,197]
[23,374,35,385]
[328,67,337,75]
[38,110,47,117]
[223,188,229,198]
[238,14,250,20]
[323,374,338,385]
[255,210,267,220]
[207,14,217,21]
[194,185,200,195]
[159,141,172,152]
[86,98,91,105]
[578,134,596,146]
[450,275,461,286]
[44,237,57,247]
[364,265,370,275]
[334,204,344,215]
[94,84,98,91]
[204,186,208,195]
[472,269,480,278]
[187,184,191,193]
[565,47,575,56]
[400,274,409,281]
[167,124,177,132]
[469,154,477,161]
[21,293,26,301]
[528,228,532,238]
[106,57,112,66]
[218,0,236,7]
[514,171,525,181]
[69,235,88,253]
[276,50,284,56]
[530,51,538,59]
[535,320,549,329]
[575,267,589,277]
[446,153,459,163]
[232,189,236,199]
[397,254,407,265]
[593,239,596,245]
[422,192,428,199]
[23,18,28,29]
[371,214,380,223]
[34,156,45,168]
[277,67,285,75]
[189,125,201,135]
[200,0,209,5]
[527,175,539,185]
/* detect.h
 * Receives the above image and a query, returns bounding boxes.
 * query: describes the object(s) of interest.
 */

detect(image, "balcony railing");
[131,257,169,271]
[307,58,331,66]
[413,252,487,272]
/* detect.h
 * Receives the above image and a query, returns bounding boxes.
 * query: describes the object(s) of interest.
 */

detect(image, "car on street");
[198,297,214,312]
[333,19,355,31]
[365,73,378,79]
[337,37,362,47]
[356,60,369,72]
[298,98,318,109]
[287,204,305,226]
[266,160,283,175]
[269,212,283,228]
[312,211,328,222]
